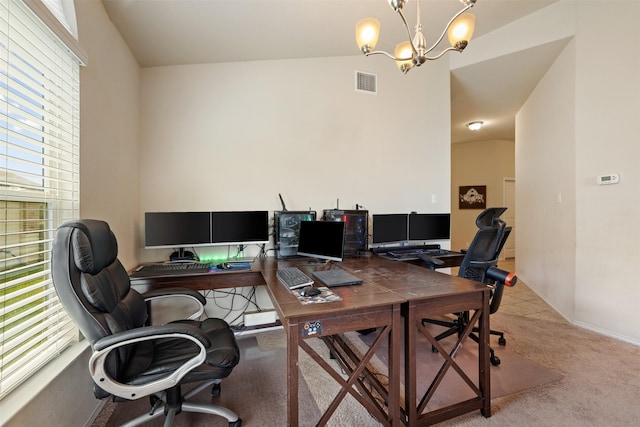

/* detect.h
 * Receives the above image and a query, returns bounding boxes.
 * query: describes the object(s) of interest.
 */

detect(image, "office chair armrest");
[418,254,445,270]
[142,287,206,320]
[90,324,210,400]
[486,266,517,287]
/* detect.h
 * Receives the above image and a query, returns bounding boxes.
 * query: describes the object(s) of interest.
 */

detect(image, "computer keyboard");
[276,267,314,290]
[386,248,446,259]
[130,262,211,278]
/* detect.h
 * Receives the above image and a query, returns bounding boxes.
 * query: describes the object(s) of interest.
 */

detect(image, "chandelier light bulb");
[355,18,380,53]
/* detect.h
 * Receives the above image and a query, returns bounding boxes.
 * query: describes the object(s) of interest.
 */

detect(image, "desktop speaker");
[322,209,368,256]
[274,211,317,259]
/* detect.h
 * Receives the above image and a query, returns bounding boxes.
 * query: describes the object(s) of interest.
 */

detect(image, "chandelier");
[355,0,477,74]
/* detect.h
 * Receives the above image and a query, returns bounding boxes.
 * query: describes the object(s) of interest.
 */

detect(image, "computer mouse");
[300,286,321,297]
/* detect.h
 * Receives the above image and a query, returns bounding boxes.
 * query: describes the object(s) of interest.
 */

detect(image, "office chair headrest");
[61,219,119,275]
[476,207,507,228]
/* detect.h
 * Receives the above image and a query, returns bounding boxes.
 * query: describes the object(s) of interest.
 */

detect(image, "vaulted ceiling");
[102,0,564,143]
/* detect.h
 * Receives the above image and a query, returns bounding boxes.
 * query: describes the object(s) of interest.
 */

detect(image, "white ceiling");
[101,0,564,143]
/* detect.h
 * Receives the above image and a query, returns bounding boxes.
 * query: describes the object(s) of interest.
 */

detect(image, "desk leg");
[286,321,299,427]
[403,301,417,427]
[389,304,402,427]
[479,292,492,417]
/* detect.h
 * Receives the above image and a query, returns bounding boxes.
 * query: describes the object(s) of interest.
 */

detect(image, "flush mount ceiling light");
[467,121,483,131]
[355,0,477,74]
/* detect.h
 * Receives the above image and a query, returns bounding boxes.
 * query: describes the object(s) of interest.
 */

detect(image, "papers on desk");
[292,286,342,305]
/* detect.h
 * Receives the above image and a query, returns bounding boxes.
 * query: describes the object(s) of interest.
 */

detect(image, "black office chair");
[51,219,242,427]
[420,207,516,366]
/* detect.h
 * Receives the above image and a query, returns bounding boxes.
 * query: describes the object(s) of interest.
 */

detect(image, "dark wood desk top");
[255,257,405,324]
[130,254,486,325]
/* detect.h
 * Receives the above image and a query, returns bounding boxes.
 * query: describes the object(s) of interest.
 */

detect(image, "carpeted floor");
[92,333,322,427]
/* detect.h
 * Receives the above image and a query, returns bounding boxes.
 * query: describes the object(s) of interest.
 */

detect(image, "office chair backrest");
[458,223,505,283]
[52,219,148,397]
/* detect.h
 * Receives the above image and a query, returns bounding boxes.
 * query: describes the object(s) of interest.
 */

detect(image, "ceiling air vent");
[355,71,377,94]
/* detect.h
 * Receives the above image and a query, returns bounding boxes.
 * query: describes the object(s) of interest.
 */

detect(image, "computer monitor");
[211,211,269,246]
[408,213,451,240]
[144,212,212,249]
[372,214,408,244]
[297,220,345,262]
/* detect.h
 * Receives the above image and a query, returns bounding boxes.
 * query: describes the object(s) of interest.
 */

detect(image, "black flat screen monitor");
[408,213,451,240]
[297,220,345,262]
[144,212,212,249]
[211,211,269,245]
[372,214,408,244]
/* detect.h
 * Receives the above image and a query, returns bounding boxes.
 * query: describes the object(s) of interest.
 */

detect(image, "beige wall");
[138,55,453,264]
[78,0,140,269]
[451,139,515,251]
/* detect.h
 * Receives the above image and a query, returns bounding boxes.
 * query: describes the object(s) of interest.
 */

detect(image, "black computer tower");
[274,211,316,259]
[322,209,368,256]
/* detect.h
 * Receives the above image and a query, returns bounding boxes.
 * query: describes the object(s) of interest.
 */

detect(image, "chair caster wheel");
[229,418,242,427]
[498,337,506,346]
[211,383,221,397]
[490,349,501,366]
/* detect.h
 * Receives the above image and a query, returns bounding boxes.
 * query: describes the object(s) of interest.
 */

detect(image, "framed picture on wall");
[459,185,487,209]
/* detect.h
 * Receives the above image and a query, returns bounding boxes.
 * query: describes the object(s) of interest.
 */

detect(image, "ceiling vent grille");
[355,71,377,94]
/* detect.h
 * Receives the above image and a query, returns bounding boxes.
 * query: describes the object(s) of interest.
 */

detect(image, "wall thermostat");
[597,173,620,185]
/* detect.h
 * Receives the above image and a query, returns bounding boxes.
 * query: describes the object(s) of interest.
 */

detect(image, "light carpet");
[92,333,321,427]
[352,318,564,412]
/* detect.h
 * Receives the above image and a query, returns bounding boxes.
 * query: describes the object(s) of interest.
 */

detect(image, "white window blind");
[0,0,80,398]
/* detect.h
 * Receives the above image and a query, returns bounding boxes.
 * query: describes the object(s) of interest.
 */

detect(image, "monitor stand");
[169,248,197,262]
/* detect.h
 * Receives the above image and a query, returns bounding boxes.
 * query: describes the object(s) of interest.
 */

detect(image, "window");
[0,0,80,398]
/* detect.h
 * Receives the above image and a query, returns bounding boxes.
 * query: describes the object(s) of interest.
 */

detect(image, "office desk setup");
[130,254,491,426]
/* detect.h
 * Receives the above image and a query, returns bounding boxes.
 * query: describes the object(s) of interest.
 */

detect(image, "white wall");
[517,1,640,344]
[137,55,453,264]
[573,1,640,341]
[517,38,577,320]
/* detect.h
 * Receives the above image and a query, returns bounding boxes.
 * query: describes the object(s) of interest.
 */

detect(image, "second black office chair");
[51,219,242,426]
[420,207,516,366]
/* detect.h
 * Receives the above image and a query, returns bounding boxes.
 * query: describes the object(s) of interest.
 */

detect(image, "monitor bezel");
[144,211,212,249]
[372,213,409,245]
[210,210,270,246]
[296,220,345,262]
[408,213,451,241]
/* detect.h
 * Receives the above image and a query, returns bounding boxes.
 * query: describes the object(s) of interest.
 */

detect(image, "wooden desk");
[374,250,466,269]
[258,258,404,427]
[330,256,491,426]
[130,255,490,426]
[130,267,266,293]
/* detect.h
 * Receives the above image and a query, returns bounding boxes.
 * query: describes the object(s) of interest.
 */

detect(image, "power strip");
[244,310,278,327]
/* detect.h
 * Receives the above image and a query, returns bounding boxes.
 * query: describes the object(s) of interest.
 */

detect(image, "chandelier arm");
[423,46,460,61]
[423,3,473,56]
[365,50,412,61]
[396,8,419,55]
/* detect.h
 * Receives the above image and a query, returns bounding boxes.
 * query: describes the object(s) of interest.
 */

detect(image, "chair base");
[422,315,507,366]
[120,380,242,427]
